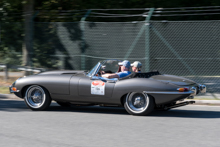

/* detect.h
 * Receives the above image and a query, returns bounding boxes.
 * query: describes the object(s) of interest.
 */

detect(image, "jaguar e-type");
[10,59,206,115]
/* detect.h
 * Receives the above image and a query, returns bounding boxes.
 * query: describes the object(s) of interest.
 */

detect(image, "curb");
[185,100,220,105]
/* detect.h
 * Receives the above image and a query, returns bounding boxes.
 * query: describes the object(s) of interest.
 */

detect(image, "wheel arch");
[21,84,51,98]
[120,92,156,107]
[120,93,128,106]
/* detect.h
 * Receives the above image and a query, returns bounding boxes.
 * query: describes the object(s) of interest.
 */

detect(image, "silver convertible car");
[10,59,206,116]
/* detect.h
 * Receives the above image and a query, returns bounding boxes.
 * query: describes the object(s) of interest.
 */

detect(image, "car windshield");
[99,60,120,73]
[86,62,100,77]
[87,60,122,77]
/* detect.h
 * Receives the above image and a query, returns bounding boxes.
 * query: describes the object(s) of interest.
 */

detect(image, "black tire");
[24,85,51,111]
[124,92,155,116]
[56,101,71,107]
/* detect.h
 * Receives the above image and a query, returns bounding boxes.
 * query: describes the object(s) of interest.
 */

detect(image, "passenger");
[101,60,131,78]
[131,61,142,73]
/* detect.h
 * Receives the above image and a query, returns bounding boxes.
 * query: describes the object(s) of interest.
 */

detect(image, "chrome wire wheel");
[124,92,154,116]
[126,92,149,113]
[25,85,46,109]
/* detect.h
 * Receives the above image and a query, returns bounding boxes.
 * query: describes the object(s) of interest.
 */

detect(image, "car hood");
[150,74,196,86]
[39,70,86,75]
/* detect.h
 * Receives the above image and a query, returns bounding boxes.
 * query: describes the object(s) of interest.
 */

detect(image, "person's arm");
[101,73,119,78]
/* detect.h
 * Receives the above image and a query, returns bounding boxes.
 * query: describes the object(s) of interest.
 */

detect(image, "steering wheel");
[98,72,101,76]
[96,71,102,76]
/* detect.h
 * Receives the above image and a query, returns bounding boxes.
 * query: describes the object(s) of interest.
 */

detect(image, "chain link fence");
[1,20,220,93]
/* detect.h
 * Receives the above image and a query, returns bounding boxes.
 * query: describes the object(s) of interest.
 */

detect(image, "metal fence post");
[123,24,146,60]
[0,22,1,43]
[60,55,65,70]
[123,8,154,70]
[80,10,91,70]
[4,64,8,82]
[30,11,39,75]
[145,8,154,72]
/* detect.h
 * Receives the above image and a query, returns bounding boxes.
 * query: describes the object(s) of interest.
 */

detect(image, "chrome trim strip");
[143,91,194,95]
[91,62,101,77]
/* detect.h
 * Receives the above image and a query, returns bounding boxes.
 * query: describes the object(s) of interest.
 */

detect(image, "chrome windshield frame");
[87,62,102,77]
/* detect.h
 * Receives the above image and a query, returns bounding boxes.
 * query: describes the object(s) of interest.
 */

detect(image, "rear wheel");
[124,92,155,116]
[24,85,51,111]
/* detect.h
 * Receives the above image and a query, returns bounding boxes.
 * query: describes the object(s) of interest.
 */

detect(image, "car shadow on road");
[0,99,29,112]
[49,106,220,118]
[150,109,220,118]
[48,105,129,115]
[1,99,220,118]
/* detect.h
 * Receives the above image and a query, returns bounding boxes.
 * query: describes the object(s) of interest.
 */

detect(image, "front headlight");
[10,77,22,93]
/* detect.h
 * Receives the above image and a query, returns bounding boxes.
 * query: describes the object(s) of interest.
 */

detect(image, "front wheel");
[24,85,51,111]
[124,92,155,116]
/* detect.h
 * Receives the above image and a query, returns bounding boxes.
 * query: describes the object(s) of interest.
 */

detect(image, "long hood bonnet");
[150,74,196,86]
[39,70,85,75]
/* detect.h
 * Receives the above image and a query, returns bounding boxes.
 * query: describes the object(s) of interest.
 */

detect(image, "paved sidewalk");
[1,94,220,105]
[0,72,24,77]
[194,93,220,100]
[185,100,220,105]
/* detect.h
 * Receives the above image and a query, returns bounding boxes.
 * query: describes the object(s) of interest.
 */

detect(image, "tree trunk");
[22,0,34,75]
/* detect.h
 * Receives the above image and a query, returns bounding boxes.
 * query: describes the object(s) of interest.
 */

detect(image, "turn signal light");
[177,87,189,92]
[12,87,17,92]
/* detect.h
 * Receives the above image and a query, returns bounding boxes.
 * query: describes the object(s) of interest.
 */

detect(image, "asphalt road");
[0,99,220,147]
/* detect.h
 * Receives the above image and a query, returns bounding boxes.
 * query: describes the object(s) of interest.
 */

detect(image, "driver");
[101,60,131,79]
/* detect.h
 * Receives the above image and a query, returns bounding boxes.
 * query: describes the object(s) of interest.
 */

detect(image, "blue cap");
[118,60,131,68]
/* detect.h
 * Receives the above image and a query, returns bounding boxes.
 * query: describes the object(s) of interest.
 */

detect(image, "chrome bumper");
[199,84,206,93]
[190,84,206,96]
[9,86,12,93]
[9,86,19,93]
[9,86,14,93]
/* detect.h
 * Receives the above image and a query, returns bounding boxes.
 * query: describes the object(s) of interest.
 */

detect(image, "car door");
[78,76,116,98]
